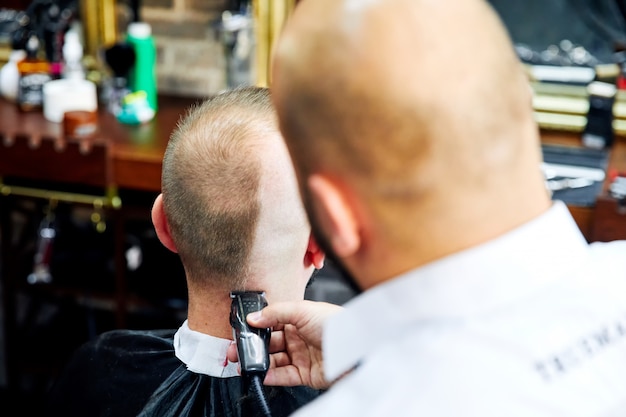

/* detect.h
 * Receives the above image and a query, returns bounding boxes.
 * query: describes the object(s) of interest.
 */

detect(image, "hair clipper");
[230,291,271,390]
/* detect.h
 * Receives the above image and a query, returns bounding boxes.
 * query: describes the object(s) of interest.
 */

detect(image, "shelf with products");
[0,93,198,398]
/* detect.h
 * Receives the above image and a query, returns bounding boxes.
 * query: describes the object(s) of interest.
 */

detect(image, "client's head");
[152,87,323,320]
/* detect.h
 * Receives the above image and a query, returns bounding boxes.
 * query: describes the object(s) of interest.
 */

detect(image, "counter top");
[0,94,200,193]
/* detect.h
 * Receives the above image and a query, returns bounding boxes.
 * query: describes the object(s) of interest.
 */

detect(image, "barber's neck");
[344,170,552,291]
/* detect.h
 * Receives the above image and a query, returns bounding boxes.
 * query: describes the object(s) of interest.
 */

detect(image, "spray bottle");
[126,22,157,114]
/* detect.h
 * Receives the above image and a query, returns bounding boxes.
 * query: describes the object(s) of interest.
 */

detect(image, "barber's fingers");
[267,350,332,390]
[268,329,286,353]
[269,351,292,368]
[245,301,302,328]
[263,365,308,387]
[247,300,342,339]
[226,329,287,364]
[266,350,324,388]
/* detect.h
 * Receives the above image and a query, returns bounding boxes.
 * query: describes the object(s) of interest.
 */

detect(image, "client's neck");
[186,286,236,339]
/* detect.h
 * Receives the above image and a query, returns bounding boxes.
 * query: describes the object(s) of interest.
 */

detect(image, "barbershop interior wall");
[152,0,624,96]
[142,0,230,97]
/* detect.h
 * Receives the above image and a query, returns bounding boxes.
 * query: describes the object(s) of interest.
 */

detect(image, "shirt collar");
[323,200,589,382]
[174,320,239,377]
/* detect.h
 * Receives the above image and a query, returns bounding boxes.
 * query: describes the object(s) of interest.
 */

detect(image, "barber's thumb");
[246,310,263,325]
[246,301,306,328]
[247,305,280,328]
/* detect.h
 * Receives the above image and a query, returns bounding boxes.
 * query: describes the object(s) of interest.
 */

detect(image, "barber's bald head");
[274,0,536,198]
[272,0,549,285]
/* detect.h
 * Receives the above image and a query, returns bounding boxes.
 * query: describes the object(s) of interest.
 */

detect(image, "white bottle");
[0,48,27,102]
[62,29,85,80]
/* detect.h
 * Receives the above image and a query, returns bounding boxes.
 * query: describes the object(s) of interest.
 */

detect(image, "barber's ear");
[304,234,325,269]
[151,194,178,253]
[307,174,360,258]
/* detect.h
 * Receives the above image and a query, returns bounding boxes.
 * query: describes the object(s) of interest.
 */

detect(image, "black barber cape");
[45,329,322,417]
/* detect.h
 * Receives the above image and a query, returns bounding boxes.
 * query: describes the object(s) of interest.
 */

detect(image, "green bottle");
[126,22,157,112]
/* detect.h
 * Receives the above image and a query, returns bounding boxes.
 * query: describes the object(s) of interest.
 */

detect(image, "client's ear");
[307,174,360,258]
[304,234,325,269]
[151,194,178,253]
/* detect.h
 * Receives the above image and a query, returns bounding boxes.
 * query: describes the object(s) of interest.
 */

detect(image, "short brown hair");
[161,86,275,288]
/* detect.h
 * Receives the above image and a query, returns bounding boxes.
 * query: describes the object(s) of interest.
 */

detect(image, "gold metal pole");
[81,0,118,55]
[253,0,296,87]
[254,0,270,87]
[0,181,122,210]
[80,0,100,58]
[79,0,118,84]
[99,0,119,49]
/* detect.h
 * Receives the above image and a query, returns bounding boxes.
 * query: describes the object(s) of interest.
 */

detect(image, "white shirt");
[174,320,239,377]
[294,201,626,417]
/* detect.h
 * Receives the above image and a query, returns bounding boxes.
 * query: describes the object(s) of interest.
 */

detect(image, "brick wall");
[141,0,230,97]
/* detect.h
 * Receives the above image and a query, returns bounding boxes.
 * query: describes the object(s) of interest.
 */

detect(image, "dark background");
[488,0,626,63]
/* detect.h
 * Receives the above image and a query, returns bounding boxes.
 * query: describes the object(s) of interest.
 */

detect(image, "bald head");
[275,0,536,189]
[272,0,551,284]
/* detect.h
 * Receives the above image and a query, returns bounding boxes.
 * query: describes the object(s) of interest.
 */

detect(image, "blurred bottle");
[62,28,86,80]
[0,48,27,102]
[17,34,52,112]
[126,22,157,113]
